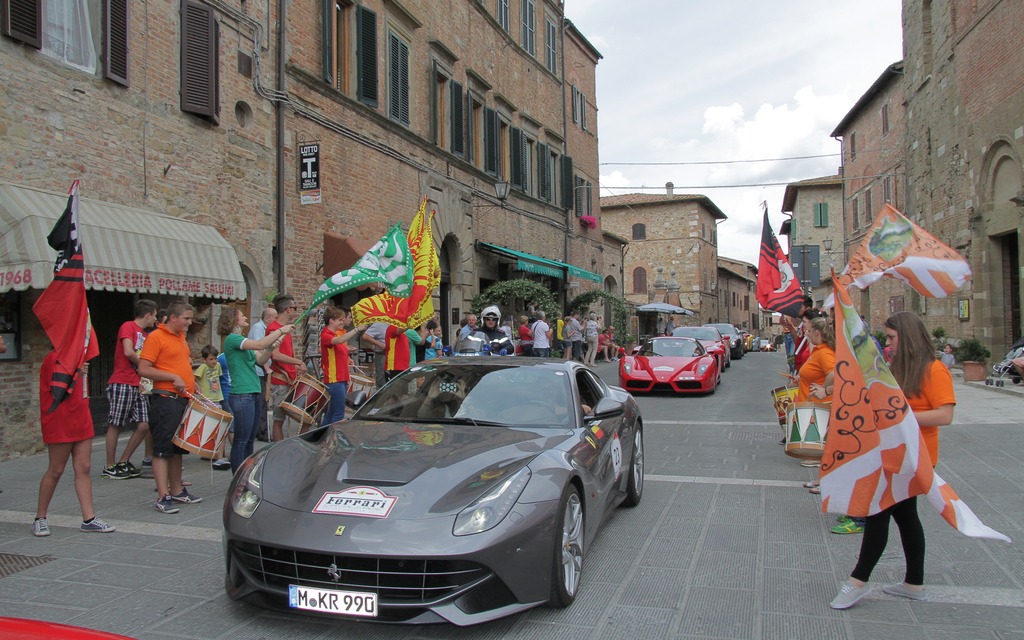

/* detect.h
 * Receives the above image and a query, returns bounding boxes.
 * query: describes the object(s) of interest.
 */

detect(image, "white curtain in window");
[42,0,97,73]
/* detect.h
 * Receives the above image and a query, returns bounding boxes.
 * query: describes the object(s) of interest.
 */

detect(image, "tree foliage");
[471,279,560,320]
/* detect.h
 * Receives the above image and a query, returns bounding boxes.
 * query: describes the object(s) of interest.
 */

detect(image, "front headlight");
[622,362,632,374]
[453,467,531,536]
[696,362,710,376]
[230,448,268,519]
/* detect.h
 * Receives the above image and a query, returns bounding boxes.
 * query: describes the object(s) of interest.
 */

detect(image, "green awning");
[477,242,602,283]
[566,264,603,283]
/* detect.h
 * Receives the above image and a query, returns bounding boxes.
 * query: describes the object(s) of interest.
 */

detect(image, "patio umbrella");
[636,302,694,315]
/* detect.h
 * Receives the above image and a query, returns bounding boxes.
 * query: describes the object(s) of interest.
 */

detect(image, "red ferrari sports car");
[619,337,719,394]
[672,326,729,370]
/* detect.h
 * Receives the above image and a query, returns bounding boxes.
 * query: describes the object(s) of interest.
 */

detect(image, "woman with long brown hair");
[830,311,956,609]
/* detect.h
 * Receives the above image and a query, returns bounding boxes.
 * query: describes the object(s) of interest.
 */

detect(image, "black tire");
[622,428,644,507]
[548,484,584,608]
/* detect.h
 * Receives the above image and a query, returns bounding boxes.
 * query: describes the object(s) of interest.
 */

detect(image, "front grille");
[231,541,490,603]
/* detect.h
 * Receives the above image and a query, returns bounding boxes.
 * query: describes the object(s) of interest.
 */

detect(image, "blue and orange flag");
[352,197,440,328]
[32,180,100,411]
[819,274,1009,542]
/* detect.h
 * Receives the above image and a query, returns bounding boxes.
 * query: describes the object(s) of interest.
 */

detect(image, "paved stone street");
[1,351,1022,639]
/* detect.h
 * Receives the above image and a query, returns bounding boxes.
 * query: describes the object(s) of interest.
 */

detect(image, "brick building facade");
[600,185,727,326]
[827,62,908,333]
[779,175,844,308]
[901,0,1024,356]
[0,0,610,455]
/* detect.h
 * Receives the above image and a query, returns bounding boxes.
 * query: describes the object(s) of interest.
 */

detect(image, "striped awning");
[0,182,245,299]
[477,242,602,283]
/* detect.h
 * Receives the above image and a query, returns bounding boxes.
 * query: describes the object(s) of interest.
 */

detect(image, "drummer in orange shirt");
[796,316,836,404]
[138,301,202,514]
[794,315,836,490]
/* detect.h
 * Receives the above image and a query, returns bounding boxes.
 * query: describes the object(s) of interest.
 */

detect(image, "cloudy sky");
[566,1,904,266]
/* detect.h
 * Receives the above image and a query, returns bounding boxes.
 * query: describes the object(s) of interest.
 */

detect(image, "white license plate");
[288,584,378,617]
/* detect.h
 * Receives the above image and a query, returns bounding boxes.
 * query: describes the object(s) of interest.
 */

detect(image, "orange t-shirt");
[797,343,835,403]
[908,359,956,465]
[139,324,195,395]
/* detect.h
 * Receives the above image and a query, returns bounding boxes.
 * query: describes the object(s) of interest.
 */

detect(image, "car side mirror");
[589,397,625,420]
[346,389,368,409]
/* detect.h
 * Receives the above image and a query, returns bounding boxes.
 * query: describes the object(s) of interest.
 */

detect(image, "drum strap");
[151,389,188,403]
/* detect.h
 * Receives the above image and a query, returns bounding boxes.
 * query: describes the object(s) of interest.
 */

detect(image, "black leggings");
[851,496,925,585]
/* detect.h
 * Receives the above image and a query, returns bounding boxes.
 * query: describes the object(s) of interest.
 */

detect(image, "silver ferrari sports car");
[223,358,644,625]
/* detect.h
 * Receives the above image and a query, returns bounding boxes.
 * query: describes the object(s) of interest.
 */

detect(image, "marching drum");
[784,402,831,460]
[280,374,330,426]
[172,399,232,459]
[770,385,798,427]
[344,371,376,419]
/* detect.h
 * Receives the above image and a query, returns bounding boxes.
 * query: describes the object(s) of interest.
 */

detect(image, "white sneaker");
[32,518,50,537]
[882,582,927,601]
[830,581,871,609]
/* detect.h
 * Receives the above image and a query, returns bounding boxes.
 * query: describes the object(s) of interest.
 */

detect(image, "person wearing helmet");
[479,305,514,355]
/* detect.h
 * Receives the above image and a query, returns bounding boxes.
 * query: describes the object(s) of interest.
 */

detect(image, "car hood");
[628,355,709,380]
[259,421,573,518]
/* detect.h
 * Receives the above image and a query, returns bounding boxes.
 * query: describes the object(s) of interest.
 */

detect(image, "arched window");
[632,223,646,240]
[632,267,647,294]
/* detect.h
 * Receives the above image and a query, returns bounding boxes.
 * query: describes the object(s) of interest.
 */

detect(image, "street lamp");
[823,238,833,252]
[494,181,510,202]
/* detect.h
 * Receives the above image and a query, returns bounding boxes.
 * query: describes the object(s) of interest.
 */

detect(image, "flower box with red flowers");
[579,215,597,229]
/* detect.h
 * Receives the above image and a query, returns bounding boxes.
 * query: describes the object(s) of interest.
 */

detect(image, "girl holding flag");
[830,311,956,609]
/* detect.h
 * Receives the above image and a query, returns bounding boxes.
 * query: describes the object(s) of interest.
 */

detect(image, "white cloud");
[573,0,903,265]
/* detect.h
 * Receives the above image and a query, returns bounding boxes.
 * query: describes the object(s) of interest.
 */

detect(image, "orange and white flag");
[352,197,440,328]
[836,203,971,297]
[819,275,1009,542]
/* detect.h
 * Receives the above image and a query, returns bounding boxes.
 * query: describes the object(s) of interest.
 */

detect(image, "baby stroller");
[986,336,1024,387]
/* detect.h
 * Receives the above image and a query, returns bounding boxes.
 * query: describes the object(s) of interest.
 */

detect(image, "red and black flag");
[755,207,804,316]
[32,180,99,411]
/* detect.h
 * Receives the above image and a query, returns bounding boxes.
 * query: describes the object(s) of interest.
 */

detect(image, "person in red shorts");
[33,349,115,536]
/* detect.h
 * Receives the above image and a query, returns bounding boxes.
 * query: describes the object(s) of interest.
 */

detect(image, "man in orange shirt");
[138,301,202,514]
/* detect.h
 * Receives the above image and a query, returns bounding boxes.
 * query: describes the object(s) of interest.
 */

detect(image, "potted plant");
[954,337,990,382]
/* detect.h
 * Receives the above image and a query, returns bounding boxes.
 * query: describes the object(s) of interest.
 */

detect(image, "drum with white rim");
[172,399,232,459]
[784,401,831,460]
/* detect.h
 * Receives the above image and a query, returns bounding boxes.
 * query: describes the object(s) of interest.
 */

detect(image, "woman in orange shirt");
[796,316,836,403]
[830,312,956,609]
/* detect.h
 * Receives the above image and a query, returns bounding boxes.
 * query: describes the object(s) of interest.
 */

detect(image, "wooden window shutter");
[104,0,129,86]
[180,0,218,121]
[560,155,573,210]
[450,81,464,157]
[355,5,377,106]
[483,107,498,176]
[429,61,439,144]
[388,32,410,125]
[571,86,579,123]
[2,0,41,48]
[510,127,523,190]
[574,176,584,216]
[536,143,549,201]
[321,0,333,84]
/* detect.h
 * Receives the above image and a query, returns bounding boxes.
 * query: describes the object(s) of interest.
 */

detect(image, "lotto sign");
[298,143,320,191]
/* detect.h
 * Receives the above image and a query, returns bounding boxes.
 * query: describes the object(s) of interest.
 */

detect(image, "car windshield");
[641,339,701,358]
[354,364,573,427]
[672,327,721,341]
[706,324,737,337]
